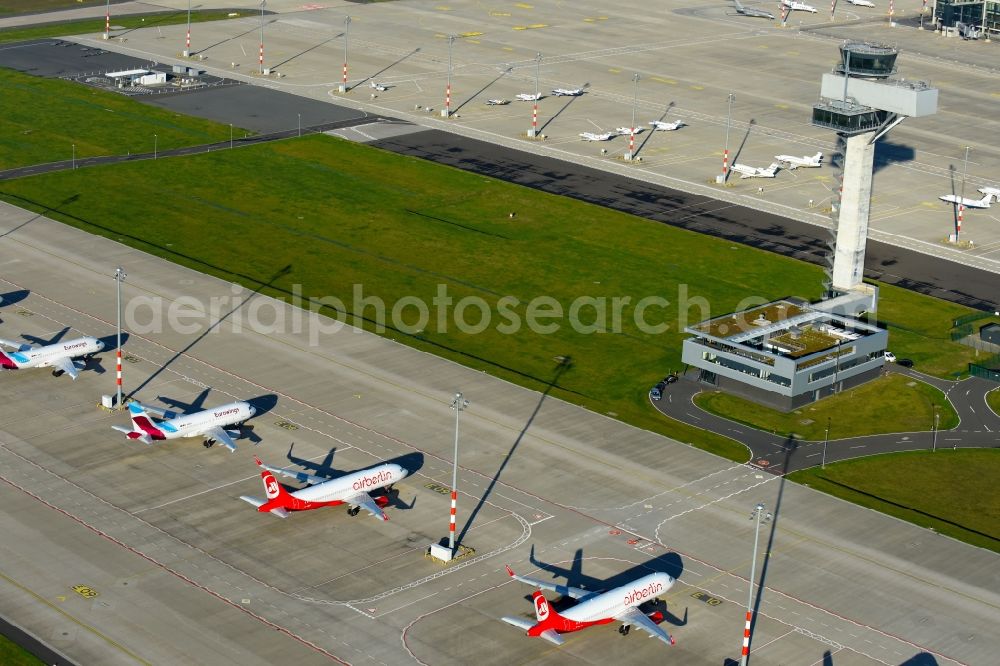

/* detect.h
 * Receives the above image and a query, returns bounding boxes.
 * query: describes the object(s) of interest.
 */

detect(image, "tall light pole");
[932,406,939,452]
[628,73,640,160]
[448,391,469,552]
[153,133,157,159]
[721,92,735,183]
[740,503,772,666]
[114,267,126,408]
[185,0,192,55]
[229,123,233,149]
[822,418,830,469]
[444,35,455,118]
[342,15,351,92]
[71,143,75,170]
[104,0,110,40]
[529,52,541,137]
[259,0,266,75]
[957,146,970,243]
[298,113,302,137]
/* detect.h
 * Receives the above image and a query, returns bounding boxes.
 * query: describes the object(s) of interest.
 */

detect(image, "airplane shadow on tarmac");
[521,544,687,626]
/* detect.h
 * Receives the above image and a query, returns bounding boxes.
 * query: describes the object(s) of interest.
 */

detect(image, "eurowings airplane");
[112,400,255,452]
[239,456,408,520]
[939,192,992,209]
[782,0,818,12]
[501,565,676,647]
[615,126,644,135]
[516,92,543,101]
[845,0,875,7]
[580,131,614,141]
[775,151,822,169]
[732,0,776,18]
[0,334,103,379]
[552,88,584,96]
[649,120,687,131]
[732,162,780,178]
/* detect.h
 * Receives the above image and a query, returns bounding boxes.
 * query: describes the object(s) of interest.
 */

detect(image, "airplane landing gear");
[347,506,361,517]
[203,439,215,448]
[52,369,64,377]
[618,624,631,636]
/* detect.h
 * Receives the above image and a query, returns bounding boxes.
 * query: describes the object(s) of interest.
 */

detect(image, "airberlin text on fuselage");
[623,582,663,606]
[353,469,392,490]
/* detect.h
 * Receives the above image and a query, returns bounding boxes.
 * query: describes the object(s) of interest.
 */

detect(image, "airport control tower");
[812,43,938,298]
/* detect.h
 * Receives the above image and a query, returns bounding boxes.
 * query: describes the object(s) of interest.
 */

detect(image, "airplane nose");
[249,406,257,415]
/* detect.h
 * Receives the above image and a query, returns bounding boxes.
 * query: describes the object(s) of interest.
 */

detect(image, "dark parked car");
[650,381,667,401]
[897,358,914,368]
[664,373,679,384]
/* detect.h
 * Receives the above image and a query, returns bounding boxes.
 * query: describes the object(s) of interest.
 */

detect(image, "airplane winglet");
[253,455,264,467]
[505,564,515,577]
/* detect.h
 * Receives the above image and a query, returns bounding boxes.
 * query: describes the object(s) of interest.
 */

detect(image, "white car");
[884,351,896,363]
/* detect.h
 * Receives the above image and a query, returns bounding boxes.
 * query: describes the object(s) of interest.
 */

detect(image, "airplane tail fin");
[978,193,993,208]
[255,456,295,508]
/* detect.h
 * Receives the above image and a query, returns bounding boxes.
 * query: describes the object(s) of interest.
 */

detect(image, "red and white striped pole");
[740,610,752,661]
[739,503,769,666]
[629,128,636,159]
[113,266,126,409]
[830,0,836,21]
[532,102,538,135]
[259,42,264,72]
[447,392,469,553]
[446,83,451,117]
[722,149,729,177]
[957,204,963,242]
[342,16,351,90]
[781,6,789,27]
[116,349,123,391]
[105,0,110,39]
[342,63,348,86]
[889,0,895,25]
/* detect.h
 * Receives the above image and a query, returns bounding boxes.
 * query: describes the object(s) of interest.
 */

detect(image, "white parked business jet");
[732,162,780,178]
[580,131,615,142]
[649,120,687,131]
[845,0,875,7]
[485,98,510,105]
[0,333,103,379]
[732,0,775,18]
[782,0,818,12]
[369,81,391,92]
[240,456,409,520]
[939,192,993,209]
[112,400,256,452]
[501,565,676,647]
[615,126,644,135]
[552,88,584,96]
[977,186,1000,202]
[775,151,822,169]
[516,92,543,101]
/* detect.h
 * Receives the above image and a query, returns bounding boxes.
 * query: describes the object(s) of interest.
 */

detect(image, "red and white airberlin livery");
[112,400,255,452]
[501,565,676,647]
[0,336,103,379]
[240,456,408,520]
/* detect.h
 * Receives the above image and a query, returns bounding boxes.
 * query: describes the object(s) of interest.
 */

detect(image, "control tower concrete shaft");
[812,43,938,294]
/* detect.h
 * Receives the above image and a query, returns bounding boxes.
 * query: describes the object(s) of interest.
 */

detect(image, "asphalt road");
[652,368,1000,474]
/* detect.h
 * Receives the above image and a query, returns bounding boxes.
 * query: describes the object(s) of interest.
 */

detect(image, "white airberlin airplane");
[939,192,993,209]
[616,126,645,135]
[112,400,256,452]
[552,88,584,96]
[649,120,687,131]
[516,92,543,101]
[775,151,822,169]
[501,565,676,647]
[845,0,875,7]
[240,456,408,520]
[782,0,818,12]
[0,335,103,379]
[579,131,614,141]
[731,162,780,178]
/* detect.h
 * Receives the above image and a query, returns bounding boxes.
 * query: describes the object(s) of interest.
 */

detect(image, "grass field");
[988,388,1000,417]
[789,449,1000,553]
[0,634,43,666]
[0,68,248,170]
[0,0,104,15]
[693,374,958,440]
[0,9,241,44]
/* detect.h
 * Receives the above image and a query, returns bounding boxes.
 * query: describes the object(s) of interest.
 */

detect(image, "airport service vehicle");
[0,334,103,379]
[775,151,822,169]
[732,0,776,18]
[782,0,818,12]
[939,193,992,209]
[552,88,584,96]
[112,400,255,452]
[516,92,543,101]
[486,98,510,105]
[580,131,615,142]
[845,0,875,7]
[501,565,676,647]
[615,126,644,135]
[731,162,780,179]
[240,456,408,520]
[884,351,896,363]
[649,120,687,131]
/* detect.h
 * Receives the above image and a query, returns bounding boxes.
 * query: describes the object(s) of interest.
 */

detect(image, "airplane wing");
[0,338,31,352]
[202,426,238,453]
[615,607,675,646]
[505,565,591,600]
[52,355,79,380]
[345,492,389,521]
[261,464,329,486]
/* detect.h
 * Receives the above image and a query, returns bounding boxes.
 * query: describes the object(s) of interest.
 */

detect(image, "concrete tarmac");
[1,202,998,665]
